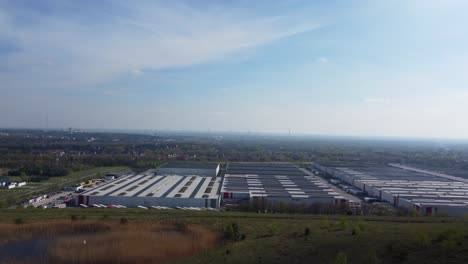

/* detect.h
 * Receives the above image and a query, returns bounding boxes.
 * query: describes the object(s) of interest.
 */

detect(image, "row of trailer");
[1,181,26,189]
[79,203,218,211]
[24,194,49,204]
[80,204,127,208]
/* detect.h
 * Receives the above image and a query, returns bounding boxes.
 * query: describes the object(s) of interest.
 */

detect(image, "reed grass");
[0,220,220,264]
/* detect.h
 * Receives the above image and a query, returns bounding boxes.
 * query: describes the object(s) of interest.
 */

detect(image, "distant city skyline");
[1,1,468,139]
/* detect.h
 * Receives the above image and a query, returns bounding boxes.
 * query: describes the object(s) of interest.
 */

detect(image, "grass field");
[0,166,129,207]
[1,209,468,263]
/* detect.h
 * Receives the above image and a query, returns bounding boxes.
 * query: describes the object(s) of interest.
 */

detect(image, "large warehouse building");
[77,168,222,208]
[222,163,347,207]
[76,162,347,209]
[314,163,468,216]
[156,162,220,177]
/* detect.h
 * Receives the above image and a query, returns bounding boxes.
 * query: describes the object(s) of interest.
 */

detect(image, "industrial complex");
[75,162,347,210]
[313,163,468,216]
[73,161,468,216]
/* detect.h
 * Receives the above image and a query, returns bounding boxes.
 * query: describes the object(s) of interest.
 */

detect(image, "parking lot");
[31,191,74,208]
[27,182,106,209]
[301,168,362,204]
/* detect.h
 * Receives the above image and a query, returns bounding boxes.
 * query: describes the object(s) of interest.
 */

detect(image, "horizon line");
[1,126,468,143]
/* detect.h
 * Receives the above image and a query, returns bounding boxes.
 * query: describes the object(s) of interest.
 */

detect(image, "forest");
[2,129,468,182]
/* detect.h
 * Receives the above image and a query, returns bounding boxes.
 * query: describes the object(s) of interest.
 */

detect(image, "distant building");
[314,163,468,216]
[156,162,220,177]
[222,163,347,207]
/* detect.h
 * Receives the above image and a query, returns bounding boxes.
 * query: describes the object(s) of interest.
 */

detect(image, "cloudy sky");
[1,0,468,138]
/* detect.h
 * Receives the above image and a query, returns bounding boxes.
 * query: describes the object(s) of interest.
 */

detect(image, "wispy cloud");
[0,1,320,91]
[131,69,143,76]
[364,97,393,104]
[318,57,328,63]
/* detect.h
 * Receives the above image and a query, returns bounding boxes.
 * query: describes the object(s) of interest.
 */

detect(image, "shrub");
[321,218,331,229]
[394,246,408,261]
[70,215,78,221]
[431,228,463,254]
[414,232,431,248]
[440,239,457,253]
[269,223,279,236]
[333,252,347,264]
[339,220,348,231]
[120,218,128,225]
[175,222,187,232]
[436,228,463,244]
[357,221,367,232]
[365,249,380,264]
[351,225,361,236]
[304,227,310,236]
[224,223,240,241]
[100,214,110,220]
[386,243,408,261]
[14,218,24,225]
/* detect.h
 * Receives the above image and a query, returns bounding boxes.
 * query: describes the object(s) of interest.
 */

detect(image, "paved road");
[5,168,126,208]
[31,183,105,208]
[299,168,362,204]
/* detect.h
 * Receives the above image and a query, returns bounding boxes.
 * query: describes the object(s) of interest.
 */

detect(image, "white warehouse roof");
[81,172,221,199]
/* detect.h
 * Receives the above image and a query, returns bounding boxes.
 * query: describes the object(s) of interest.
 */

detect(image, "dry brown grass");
[49,223,219,264]
[0,220,220,264]
[0,220,113,245]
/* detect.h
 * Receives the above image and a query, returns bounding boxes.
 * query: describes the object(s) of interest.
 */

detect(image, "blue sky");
[1,0,468,138]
